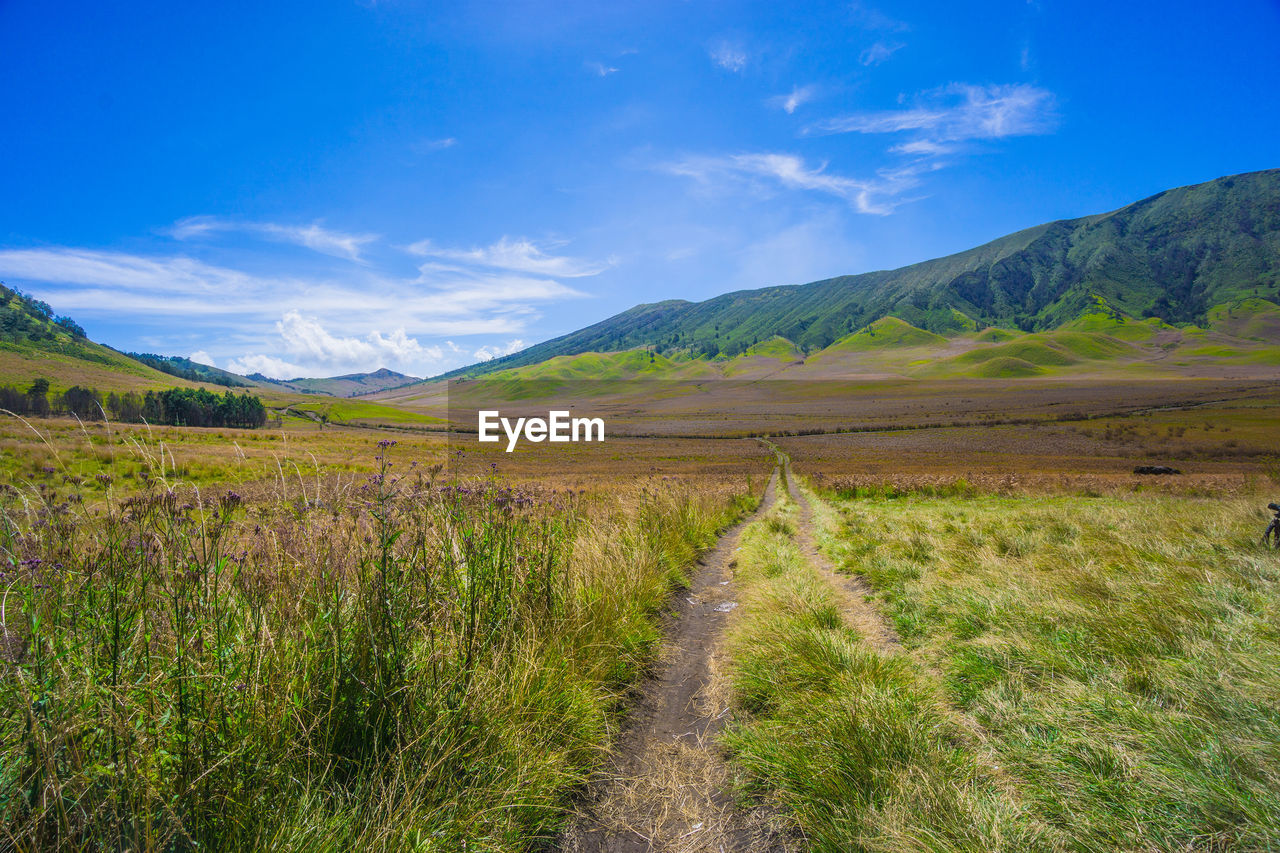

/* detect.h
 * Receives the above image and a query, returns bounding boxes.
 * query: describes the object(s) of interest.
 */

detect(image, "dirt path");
[780,461,900,652]
[557,467,792,853]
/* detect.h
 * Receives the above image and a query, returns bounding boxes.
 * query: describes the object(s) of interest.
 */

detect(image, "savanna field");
[1,387,1278,852]
[5,2,1280,849]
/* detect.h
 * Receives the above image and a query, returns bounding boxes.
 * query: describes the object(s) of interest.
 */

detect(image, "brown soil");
[556,467,794,853]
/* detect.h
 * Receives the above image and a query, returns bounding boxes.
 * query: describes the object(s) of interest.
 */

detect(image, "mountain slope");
[445,168,1280,378]
[0,284,194,391]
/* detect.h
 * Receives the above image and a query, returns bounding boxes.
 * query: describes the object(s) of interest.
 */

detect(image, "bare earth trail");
[557,467,793,853]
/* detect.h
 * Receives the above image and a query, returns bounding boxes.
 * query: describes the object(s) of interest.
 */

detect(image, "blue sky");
[1,0,1278,378]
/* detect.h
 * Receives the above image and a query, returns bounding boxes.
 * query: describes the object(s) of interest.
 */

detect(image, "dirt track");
[781,461,901,652]
[557,466,792,853]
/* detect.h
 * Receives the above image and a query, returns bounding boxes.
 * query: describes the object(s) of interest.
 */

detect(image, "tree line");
[0,380,269,428]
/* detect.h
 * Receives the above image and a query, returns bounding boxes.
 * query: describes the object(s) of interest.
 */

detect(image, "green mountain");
[446,169,1280,377]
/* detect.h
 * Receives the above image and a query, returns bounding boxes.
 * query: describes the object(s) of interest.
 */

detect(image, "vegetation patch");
[819,490,1280,849]
[722,489,1054,850]
[965,356,1045,378]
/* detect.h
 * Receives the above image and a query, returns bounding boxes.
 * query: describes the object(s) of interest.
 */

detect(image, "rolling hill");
[248,367,421,397]
[442,168,1280,378]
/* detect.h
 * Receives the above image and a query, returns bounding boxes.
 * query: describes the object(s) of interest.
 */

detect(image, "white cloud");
[0,238,593,375]
[275,310,442,367]
[169,217,379,261]
[661,152,924,215]
[860,41,904,66]
[889,139,954,156]
[407,236,608,278]
[227,312,446,378]
[412,137,457,153]
[189,350,215,366]
[849,2,910,32]
[709,41,748,72]
[811,83,1057,142]
[767,85,816,115]
[585,60,619,76]
[225,353,305,379]
[473,339,526,361]
[0,247,582,330]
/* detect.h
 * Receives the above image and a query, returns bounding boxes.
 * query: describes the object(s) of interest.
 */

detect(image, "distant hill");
[442,168,1280,378]
[249,367,420,397]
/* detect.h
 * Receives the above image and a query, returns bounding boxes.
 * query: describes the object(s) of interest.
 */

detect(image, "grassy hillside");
[442,169,1280,378]
[813,317,947,356]
[0,284,195,392]
[444,302,1280,386]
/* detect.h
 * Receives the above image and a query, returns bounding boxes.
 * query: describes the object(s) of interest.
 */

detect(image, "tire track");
[779,459,901,652]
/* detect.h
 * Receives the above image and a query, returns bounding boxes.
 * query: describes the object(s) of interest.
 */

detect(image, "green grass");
[974,327,1021,343]
[814,317,947,357]
[0,438,755,850]
[949,337,1078,369]
[741,335,802,360]
[1062,299,1170,342]
[965,356,1045,378]
[488,348,714,382]
[722,485,1055,851]
[813,489,1280,850]
[1208,298,1280,343]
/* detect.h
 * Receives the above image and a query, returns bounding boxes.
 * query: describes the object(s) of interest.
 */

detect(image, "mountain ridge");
[437,168,1280,379]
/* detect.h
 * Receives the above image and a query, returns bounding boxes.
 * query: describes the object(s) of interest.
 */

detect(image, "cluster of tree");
[0,283,86,345]
[124,352,254,388]
[0,380,268,428]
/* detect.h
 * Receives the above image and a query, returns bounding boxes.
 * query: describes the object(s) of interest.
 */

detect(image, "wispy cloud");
[412,137,457,154]
[406,236,609,278]
[661,152,930,215]
[767,85,817,115]
[169,217,379,262]
[849,2,910,32]
[473,339,525,361]
[709,41,748,72]
[859,41,904,66]
[0,238,594,376]
[889,139,954,157]
[585,60,619,77]
[811,83,1057,142]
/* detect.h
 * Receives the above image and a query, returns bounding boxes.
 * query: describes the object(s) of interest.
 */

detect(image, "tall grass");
[721,494,1056,852]
[812,487,1280,850]
[0,437,752,850]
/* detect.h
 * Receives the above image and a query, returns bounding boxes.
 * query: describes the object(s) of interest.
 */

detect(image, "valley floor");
[2,387,1279,851]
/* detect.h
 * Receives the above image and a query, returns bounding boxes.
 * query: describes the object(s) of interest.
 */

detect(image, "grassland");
[719,460,1280,851]
[0,415,766,851]
[3,354,1279,850]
